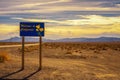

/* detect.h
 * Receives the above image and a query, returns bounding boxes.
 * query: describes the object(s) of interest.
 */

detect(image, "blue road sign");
[20,22,44,36]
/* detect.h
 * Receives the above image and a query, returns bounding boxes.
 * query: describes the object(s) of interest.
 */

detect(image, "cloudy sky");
[0,0,120,40]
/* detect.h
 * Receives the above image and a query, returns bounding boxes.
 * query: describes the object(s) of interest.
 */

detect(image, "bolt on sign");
[20,22,44,36]
[20,22,44,70]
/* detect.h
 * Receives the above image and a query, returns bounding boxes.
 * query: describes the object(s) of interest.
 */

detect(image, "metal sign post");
[39,36,42,70]
[20,22,44,70]
[22,36,25,70]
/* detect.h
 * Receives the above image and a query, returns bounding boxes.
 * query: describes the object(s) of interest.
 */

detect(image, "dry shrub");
[0,50,10,63]
[18,45,38,52]
[114,48,120,51]
[102,47,107,50]
[94,50,101,54]
[65,51,72,55]
[65,54,87,59]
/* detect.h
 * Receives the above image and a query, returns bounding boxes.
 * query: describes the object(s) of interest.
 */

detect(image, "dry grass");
[42,42,120,59]
[18,45,39,52]
[0,42,120,80]
[43,42,120,51]
[0,50,10,63]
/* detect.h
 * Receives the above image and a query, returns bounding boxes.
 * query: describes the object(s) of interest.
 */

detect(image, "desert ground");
[0,42,120,80]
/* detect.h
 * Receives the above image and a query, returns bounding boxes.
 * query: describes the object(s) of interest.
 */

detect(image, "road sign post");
[22,36,24,70]
[39,36,42,70]
[20,22,44,70]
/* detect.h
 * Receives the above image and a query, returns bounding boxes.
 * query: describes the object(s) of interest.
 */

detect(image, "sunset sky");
[0,0,120,40]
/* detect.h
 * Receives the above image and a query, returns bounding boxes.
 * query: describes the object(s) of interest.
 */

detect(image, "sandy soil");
[0,42,120,80]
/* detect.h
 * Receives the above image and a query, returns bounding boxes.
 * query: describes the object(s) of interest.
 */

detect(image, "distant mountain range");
[0,37,52,42]
[0,37,120,42]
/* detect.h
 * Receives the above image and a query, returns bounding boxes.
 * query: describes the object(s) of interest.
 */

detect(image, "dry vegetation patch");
[0,50,10,63]
[0,42,120,80]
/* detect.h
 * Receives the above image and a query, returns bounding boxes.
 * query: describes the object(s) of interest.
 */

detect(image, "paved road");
[0,43,39,48]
